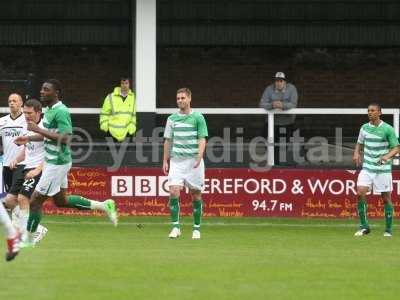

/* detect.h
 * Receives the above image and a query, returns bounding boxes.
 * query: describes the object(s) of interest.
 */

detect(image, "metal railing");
[1,107,399,165]
[158,108,400,165]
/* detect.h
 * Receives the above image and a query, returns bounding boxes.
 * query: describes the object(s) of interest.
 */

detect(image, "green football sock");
[27,211,42,233]
[193,199,203,230]
[384,202,394,233]
[357,196,369,229]
[67,195,91,210]
[169,197,180,228]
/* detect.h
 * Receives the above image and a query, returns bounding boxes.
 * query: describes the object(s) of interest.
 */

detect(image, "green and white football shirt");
[164,110,208,158]
[357,121,399,173]
[43,101,73,165]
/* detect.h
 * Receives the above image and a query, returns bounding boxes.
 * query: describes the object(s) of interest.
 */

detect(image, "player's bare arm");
[14,134,44,145]
[194,138,206,168]
[9,146,25,169]
[353,143,363,167]
[163,138,171,175]
[25,163,43,180]
[380,146,400,164]
[27,120,70,144]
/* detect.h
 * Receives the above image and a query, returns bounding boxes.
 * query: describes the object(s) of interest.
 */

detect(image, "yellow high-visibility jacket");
[99,87,136,141]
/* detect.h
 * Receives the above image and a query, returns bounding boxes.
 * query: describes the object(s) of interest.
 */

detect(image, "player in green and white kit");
[15,79,118,247]
[353,103,399,237]
[163,88,208,239]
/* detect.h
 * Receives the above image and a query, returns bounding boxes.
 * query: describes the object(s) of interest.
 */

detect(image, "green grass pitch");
[1,216,400,300]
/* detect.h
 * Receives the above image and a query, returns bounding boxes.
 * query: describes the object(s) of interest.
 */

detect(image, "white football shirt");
[0,113,26,167]
[24,119,45,169]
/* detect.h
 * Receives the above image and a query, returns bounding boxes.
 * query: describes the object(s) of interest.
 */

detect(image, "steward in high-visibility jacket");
[99,86,136,142]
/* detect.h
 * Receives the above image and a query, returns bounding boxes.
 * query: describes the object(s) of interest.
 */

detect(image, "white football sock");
[11,205,21,231]
[19,208,29,236]
[90,200,106,211]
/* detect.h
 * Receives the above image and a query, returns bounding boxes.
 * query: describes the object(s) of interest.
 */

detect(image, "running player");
[15,79,118,247]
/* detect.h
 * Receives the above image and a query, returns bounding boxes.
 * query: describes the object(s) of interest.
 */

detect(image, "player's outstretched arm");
[27,120,70,144]
[16,134,44,144]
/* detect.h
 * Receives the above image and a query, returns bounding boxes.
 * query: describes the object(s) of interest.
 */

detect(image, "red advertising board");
[43,167,400,218]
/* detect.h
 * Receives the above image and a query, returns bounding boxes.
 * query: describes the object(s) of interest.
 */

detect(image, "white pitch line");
[42,220,375,228]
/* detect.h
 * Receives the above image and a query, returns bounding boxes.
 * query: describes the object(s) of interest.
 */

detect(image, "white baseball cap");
[274,72,286,81]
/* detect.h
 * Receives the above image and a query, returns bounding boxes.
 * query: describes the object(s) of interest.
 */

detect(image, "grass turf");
[1,216,400,300]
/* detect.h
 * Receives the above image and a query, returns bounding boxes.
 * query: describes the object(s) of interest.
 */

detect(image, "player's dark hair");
[45,78,62,96]
[120,76,130,81]
[24,98,42,112]
[368,102,381,111]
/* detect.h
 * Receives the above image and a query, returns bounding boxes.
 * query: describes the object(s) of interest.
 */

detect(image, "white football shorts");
[35,162,72,196]
[357,169,392,193]
[168,157,205,191]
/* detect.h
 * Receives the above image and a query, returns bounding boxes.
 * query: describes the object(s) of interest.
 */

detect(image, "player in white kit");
[0,93,25,260]
[10,99,48,243]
